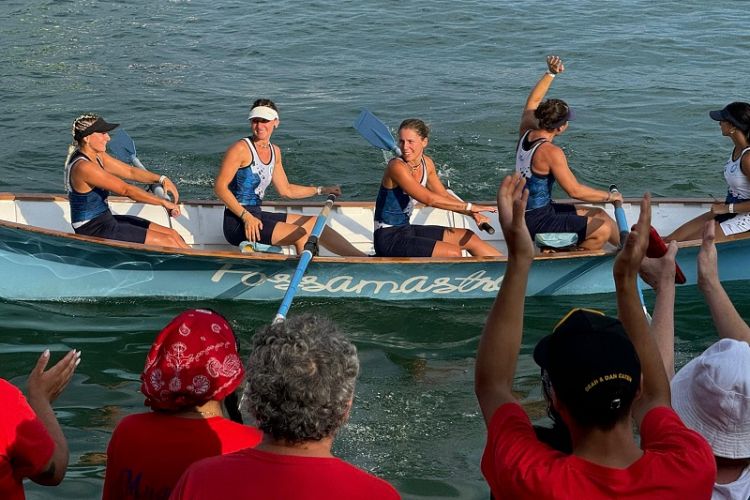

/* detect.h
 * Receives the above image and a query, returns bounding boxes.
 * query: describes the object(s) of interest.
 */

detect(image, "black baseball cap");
[74,117,119,141]
[533,308,641,418]
[709,102,750,133]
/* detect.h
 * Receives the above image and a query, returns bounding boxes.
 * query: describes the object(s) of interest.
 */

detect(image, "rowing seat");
[239,241,284,254]
[534,233,578,252]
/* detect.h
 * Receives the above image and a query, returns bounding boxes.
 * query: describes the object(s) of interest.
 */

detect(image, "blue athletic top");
[229,137,276,206]
[515,130,554,211]
[374,158,427,229]
[65,151,110,226]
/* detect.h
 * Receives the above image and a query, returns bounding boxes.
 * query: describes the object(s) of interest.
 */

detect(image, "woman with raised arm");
[64,114,188,248]
[667,102,750,242]
[517,55,620,251]
[373,119,500,257]
[215,99,364,256]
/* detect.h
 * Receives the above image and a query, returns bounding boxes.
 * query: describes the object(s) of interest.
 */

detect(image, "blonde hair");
[64,113,99,190]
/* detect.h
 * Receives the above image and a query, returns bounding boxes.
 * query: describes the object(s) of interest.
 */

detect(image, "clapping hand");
[27,349,80,404]
[639,240,678,291]
[497,174,532,261]
[614,194,651,279]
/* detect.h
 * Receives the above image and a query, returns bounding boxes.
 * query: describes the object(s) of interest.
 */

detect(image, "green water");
[2,0,750,497]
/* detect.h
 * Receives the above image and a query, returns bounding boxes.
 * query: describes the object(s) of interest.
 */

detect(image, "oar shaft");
[273,194,337,324]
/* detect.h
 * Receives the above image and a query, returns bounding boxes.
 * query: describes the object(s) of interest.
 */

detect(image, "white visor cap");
[248,106,279,121]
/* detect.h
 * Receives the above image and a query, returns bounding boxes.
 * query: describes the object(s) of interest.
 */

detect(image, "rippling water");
[2,0,750,498]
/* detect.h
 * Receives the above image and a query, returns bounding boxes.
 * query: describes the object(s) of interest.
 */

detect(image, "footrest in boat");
[534,232,578,251]
[239,241,284,254]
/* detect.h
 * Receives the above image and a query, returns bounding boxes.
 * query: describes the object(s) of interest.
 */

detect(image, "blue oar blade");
[108,129,137,163]
[354,109,399,154]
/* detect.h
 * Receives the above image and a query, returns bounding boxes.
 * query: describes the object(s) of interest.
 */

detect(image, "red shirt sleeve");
[481,402,562,498]
[639,406,716,494]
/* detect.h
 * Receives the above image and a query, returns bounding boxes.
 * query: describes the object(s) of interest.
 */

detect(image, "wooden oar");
[610,185,651,321]
[109,129,168,200]
[353,109,495,234]
[273,194,337,324]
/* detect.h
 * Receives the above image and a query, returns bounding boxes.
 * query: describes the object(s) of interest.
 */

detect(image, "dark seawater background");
[1,0,749,498]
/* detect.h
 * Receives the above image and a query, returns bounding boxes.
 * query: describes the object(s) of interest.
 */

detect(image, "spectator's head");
[671,338,750,460]
[534,308,641,431]
[244,314,359,445]
[141,309,244,411]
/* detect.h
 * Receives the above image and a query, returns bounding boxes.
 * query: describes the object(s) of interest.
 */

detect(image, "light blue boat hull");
[1,221,748,301]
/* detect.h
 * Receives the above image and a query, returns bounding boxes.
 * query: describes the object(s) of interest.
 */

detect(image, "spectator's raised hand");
[697,220,719,290]
[497,174,532,261]
[614,193,651,280]
[639,240,678,291]
[27,349,80,404]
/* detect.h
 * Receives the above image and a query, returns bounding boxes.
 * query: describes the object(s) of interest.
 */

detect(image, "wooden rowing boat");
[0,193,747,301]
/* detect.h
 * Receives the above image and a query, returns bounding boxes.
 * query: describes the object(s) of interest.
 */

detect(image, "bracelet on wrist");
[545,71,556,78]
[466,202,473,211]
[239,209,248,220]
[729,203,735,214]
[158,175,167,185]
[316,186,323,195]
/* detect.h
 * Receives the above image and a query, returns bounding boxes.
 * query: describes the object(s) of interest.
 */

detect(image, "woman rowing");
[215,99,364,256]
[64,114,188,248]
[667,102,750,242]
[517,55,620,251]
[373,119,500,257]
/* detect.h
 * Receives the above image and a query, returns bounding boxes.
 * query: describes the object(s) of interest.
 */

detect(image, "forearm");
[122,165,162,185]
[616,276,671,404]
[651,283,676,380]
[215,185,247,218]
[27,396,68,485]
[120,184,170,208]
[425,193,475,214]
[699,280,750,343]
[278,183,320,199]
[475,257,532,410]
[524,72,556,111]
[566,184,611,203]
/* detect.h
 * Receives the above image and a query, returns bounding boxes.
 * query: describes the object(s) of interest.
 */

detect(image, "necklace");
[407,158,423,171]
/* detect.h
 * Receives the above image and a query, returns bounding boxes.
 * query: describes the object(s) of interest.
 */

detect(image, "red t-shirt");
[0,379,55,500]
[103,412,262,500]
[481,403,716,499]
[169,447,401,500]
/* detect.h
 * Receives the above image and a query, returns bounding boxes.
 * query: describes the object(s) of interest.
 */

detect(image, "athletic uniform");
[222,137,287,246]
[715,147,750,235]
[515,131,587,243]
[373,158,445,257]
[65,151,150,243]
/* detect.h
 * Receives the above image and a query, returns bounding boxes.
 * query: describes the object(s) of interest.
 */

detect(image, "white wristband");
[546,71,556,78]
[729,203,735,214]
[466,202,473,211]
[158,175,167,185]
[316,186,323,195]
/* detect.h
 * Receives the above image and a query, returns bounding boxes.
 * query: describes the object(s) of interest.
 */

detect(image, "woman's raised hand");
[27,349,80,404]
[546,55,565,75]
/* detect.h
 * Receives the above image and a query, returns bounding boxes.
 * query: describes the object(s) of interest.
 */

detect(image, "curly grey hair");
[244,314,359,444]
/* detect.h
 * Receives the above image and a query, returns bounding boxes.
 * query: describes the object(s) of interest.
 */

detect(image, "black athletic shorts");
[74,211,150,244]
[524,203,587,244]
[223,206,288,246]
[373,224,445,257]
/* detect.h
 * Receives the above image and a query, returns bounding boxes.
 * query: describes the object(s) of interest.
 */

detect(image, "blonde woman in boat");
[373,118,500,257]
[215,98,365,256]
[64,113,188,248]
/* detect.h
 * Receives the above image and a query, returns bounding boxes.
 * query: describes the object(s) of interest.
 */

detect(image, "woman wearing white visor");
[215,99,364,256]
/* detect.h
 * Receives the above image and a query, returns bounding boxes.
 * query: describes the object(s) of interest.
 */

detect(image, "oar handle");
[609,185,629,248]
[273,194,337,324]
[479,222,495,235]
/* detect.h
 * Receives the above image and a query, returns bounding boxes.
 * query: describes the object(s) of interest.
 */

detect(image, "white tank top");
[724,147,750,201]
